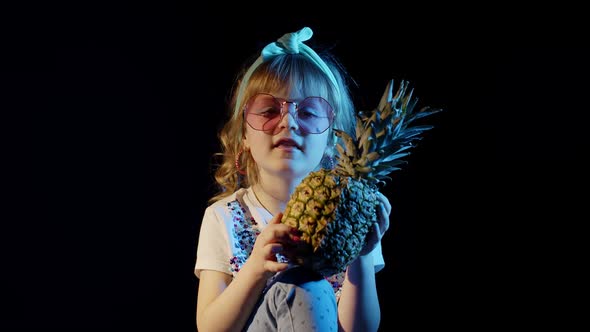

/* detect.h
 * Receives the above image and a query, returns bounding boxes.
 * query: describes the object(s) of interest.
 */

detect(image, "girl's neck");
[252,174,301,216]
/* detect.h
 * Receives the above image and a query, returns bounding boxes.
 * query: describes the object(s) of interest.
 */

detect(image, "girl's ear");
[242,137,250,150]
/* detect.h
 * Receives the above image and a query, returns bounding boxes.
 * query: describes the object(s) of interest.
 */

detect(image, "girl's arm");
[196,213,296,332]
[337,254,380,332]
[337,192,391,332]
[196,266,267,331]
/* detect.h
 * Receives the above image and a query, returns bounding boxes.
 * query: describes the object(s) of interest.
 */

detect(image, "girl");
[195,27,391,332]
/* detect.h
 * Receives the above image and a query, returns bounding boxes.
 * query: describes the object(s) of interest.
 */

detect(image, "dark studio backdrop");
[7,3,588,331]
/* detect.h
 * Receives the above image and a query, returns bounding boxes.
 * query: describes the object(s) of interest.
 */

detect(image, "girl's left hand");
[360,191,391,256]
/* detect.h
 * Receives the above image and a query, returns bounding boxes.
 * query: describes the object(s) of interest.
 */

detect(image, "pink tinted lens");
[296,97,333,134]
[245,94,282,131]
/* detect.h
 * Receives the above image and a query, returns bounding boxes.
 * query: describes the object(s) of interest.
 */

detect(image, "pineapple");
[281,79,442,277]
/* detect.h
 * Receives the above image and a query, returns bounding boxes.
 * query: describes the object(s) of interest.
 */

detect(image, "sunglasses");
[244,93,334,134]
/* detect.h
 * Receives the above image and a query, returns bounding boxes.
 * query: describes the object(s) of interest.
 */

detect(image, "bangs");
[245,54,334,102]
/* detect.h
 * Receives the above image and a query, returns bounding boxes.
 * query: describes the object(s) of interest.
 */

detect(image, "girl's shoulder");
[204,187,265,223]
[203,186,271,233]
[206,187,251,211]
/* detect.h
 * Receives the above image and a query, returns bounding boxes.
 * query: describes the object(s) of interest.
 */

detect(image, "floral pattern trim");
[227,200,260,276]
[325,271,345,302]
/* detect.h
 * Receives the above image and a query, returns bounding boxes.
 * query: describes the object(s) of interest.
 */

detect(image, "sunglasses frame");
[243,93,335,134]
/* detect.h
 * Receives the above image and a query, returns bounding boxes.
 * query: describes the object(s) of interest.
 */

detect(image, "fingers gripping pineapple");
[281,79,441,277]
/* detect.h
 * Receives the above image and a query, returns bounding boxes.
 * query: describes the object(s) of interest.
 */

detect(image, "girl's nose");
[277,102,299,131]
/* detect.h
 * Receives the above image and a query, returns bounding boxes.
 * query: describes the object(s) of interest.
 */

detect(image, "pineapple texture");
[282,170,377,276]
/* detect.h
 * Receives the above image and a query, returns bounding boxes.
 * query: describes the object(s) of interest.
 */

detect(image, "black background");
[7,3,588,331]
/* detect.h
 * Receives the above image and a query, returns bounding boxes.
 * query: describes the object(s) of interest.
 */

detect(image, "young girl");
[194,27,391,332]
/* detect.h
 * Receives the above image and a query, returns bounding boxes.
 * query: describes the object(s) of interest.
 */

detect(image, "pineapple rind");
[325,178,377,276]
[283,170,378,277]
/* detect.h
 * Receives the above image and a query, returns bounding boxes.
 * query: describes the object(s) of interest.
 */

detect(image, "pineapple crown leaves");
[333,79,442,184]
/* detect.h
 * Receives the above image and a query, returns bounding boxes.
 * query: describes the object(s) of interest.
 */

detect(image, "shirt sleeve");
[372,241,385,273]
[194,206,231,278]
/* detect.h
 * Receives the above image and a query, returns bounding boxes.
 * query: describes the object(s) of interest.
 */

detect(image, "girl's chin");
[272,161,316,176]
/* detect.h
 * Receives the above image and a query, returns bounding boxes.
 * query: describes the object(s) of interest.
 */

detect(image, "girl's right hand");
[247,212,299,279]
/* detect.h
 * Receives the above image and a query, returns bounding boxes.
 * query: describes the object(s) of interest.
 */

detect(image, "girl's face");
[243,88,330,182]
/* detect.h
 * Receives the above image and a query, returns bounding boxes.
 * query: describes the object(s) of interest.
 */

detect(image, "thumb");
[270,212,284,224]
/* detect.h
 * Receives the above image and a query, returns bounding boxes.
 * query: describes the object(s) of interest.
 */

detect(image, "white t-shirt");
[194,187,385,295]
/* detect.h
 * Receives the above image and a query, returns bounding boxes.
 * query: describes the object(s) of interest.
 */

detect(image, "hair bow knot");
[262,27,313,58]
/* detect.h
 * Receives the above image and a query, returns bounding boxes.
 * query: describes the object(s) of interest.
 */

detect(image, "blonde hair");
[209,52,356,204]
